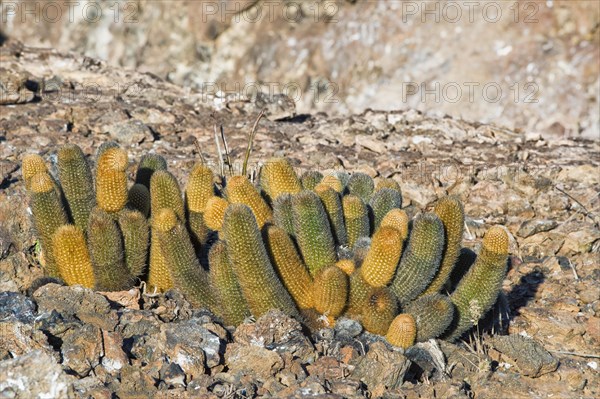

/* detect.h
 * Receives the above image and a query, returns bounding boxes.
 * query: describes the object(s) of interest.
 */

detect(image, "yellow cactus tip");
[153,208,178,232]
[22,154,48,181]
[321,174,343,193]
[29,172,54,193]
[335,259,356,275]
[380,209,409,239]
[57,144,82,161]
[386,314,417,349]
[483,226,509,254]
[204,196,229,231]
[100,147,128,171]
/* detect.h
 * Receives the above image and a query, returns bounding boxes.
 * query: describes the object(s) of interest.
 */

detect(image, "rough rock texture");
[2,1,598,139]
[0,41,599,398]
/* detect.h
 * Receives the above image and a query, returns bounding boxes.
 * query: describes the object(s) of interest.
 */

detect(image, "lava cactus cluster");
[22,143,510,348]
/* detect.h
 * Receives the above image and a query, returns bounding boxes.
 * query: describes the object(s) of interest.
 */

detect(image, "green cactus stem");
[390,213,444,306]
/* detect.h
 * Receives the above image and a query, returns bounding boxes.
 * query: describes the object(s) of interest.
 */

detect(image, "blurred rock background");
[1,0,598,139]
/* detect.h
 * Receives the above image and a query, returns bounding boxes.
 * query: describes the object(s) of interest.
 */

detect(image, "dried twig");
[219,125,233,176]
[194,137,206,165]
[214,124,225,178]
[548,350,600,359]
[242,109,266,177]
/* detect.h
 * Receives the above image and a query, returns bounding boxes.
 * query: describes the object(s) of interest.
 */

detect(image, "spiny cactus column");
[209,240,251,326]
[375,178,401,193]
[380,209,409,240]
[154,208,215,311]
[369,187,402,233]
[313,265,348,320]
[386,314,416,349]
[28,172,69,278]
[360,226,403,288]
[222,204,299,318]
[442,226,509,341]
[150,170,185,220]
[423,196,465,296]
[346,271,371,317]
[272,194,295,237]
[260,157,302,201]
[87,208,132,291]
[346,173,374,203]
[390,213,444,306]
[52,225,95,288]
[135,153,168,189]
[335,259,356,276]
[361,287,398,335]
[292,191,337,276]
[22,154,49,190]
[185,163,214,247]
[204,196,229,232]
[300,170,323,190]
[314,184,348,246]
[127,183,151,217]
[352,237,371,268]
[57,144,95,231]
[148,225,173,293]
[225,175,272,228]
[263,225,314,310]
[118,209,149,279]
[96,147,128,214]
[320,174,344,193]
[404,293,455,342]
[342,195,370,249]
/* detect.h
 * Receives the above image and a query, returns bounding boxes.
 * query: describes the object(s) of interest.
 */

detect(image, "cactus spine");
[443,226,509,341]
[272,194,295,237]
[390,213,444,305]
[22,154,49,190]
[222,204,298,318]
[148,221,174,293]
[150,170,185,220]
[423,196,465,295]
[404,293,455,342]
[360,226,403,288]
[204,196,229,232]
[127,183,151,218]
[225,176,272,228]
[185,163,214,247]
[118,209,149,278]
[342,195,370,249]
[320,174,344,193]
[87,208,132,291]
[292,191,337,276]
[346,172,374,203]
[28,172,69,278]
[369,187,402,233]
[380,209,409,240]
[52,225,95,288]
[263,225,314,309]
[209,241,250,326]
[300,170,323,191]
[135,153,167,189]
[96,147,128,214]
[56,144,95,231]
[313,266,348,319]
[361,287,398,335]
[335,259,356,276]
[154,208,215,310]
[386,314,416,349]
[314,184,348,246]
[260,157,302,201]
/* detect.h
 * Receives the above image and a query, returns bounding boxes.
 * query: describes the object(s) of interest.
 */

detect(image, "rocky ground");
[1,40,599,398]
